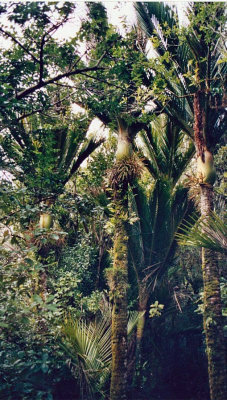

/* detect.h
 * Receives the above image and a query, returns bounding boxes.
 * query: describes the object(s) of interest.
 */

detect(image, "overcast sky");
[0,1,189,43]
[53,1,189,40]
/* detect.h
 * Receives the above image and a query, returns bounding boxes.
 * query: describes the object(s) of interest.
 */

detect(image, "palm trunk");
[110,212,128,400]
[109,119,131,400]
[109,118,143,400]
[200,185,226,400]
[194,92,226,400]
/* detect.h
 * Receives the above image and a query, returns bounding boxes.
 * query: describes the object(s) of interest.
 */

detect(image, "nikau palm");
[107,117,144,400]
[70,5,158,398]
[135,3,226,398]
[128,114,195,369]
[1,104,104,231]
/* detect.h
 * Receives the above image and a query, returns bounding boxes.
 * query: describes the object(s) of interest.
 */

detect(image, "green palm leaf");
[60,310,142,398]
[136,114,194,184]
[61,316,111,399]
[177,212,227,254]
[67,135,104,182]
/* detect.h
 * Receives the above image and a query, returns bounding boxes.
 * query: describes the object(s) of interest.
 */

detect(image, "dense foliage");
[0,2,226,400]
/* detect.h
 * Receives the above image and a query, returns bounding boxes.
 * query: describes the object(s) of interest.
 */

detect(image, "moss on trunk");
[193,87,226,399]
[110,216,128,400]
[200,185,226,400]
[109,118,131,400]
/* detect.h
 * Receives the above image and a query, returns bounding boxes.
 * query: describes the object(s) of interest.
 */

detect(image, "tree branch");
[15,54,107,100]
[39,36,45,83]
[79,72,122,89]
[0,27,39,64]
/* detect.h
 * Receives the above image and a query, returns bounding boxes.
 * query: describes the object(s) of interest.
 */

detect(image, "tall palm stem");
[200,184,226,400]
[135,3,226,395]
[109,120,131,400]
[194,90,226,399]
[110,201,128,400]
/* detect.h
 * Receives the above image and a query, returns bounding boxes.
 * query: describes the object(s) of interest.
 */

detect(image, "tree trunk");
[110,214,128,400]
[194,91,226,400]
[109,119,132,400]
[200,185,226,400]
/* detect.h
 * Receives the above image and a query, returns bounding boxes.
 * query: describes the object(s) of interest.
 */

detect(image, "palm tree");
[1,99,105,235]
[69,5,156,397]
[107,116,144,400]
[135,2,226,398]
[128,114,195,375]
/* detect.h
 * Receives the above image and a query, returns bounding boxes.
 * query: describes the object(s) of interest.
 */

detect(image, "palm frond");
[60,310,141,398]
[135,1,225,147]
[177,212,227,254]
[129,175,196,291]
[61,316,111,399]
[135,2,177,43]
[137,114,194,184]
[129,181,153,271]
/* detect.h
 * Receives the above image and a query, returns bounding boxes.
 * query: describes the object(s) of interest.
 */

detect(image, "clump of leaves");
[60,308,143,399]
[108,155,144,190]
[25,227,66,258]
[149,301,164,318]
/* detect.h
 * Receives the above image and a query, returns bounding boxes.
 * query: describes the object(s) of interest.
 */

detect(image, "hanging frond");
[67,136,105,182]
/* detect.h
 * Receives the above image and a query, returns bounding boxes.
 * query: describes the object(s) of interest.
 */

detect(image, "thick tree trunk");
[200,185,226,400]
[109,118,144,399]
[110,216,128,400]
[194,91,226,399]
[109,119,131,400]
